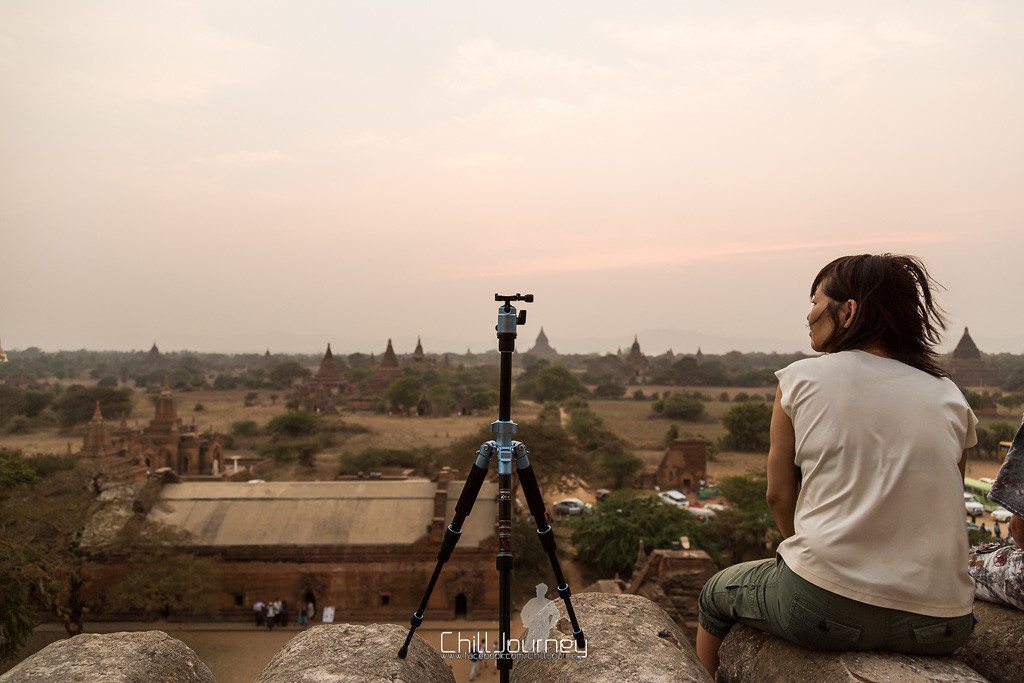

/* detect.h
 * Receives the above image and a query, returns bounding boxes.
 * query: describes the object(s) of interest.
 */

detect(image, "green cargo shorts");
[698,556,974,655]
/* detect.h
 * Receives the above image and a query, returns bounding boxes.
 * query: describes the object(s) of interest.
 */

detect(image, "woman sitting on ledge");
[697,254,977,675]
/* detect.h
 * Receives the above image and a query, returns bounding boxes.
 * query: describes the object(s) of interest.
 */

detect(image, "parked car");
[658,490,689,508]
[992,507,1015,523]
[553,498,589,516]
[595,488,611,502]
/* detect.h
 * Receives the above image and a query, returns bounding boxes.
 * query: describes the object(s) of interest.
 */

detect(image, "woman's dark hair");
[811,254,949,377]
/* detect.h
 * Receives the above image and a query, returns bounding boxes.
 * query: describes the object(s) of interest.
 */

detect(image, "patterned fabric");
[990,417,1024,517]
[969,541,1024,610]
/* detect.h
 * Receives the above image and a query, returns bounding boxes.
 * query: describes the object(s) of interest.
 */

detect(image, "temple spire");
[381,338,399,367]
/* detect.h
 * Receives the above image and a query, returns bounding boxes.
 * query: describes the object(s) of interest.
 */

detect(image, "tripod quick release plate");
[495,292,534,307]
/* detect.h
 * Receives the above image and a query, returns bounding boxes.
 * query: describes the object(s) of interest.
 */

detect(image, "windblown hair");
[811,254,949,377]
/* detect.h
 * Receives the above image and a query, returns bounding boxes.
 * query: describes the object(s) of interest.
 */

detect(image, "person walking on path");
[468,645,480,681]
[253,600,265,628]
[266,601,277,630]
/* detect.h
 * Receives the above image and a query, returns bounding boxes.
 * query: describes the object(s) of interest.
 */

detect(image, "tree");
[1,451,94,656]
[387,376,423,414]
[571,493,704,576]
[721,402,773,451]
[531,365,585,403]
[701,474,780,567]
[269,361,311,389]
[664,424,680,444]
[266,412,320,438]
[54,386,132,428]
[105,523,218,619]
[596,443,644,489]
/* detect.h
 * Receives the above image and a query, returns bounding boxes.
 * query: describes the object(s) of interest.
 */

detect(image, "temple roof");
[413,336,424,358]
[323,343,334,361]
[953,327,982,360]
[149,343,160,356]
[536,327,549,344]
[91,401,104,423]
[150,480,497,547]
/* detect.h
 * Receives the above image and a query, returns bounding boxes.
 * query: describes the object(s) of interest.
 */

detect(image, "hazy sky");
[2,1,1022,355]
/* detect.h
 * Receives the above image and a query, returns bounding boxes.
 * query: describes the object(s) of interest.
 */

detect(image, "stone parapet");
[510,592,711,683]
[7,597,1019,682]
[254,623,454,683]
[718,623,986,682]
[0,631,214,683]
[954,601,1024,683]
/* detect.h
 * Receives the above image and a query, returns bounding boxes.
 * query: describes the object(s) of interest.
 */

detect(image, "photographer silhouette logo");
[520,583,559,644]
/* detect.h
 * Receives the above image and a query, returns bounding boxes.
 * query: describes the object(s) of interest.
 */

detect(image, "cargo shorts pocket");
[787,597,862,647]
[913,614,974,646]
[725,580,764,621]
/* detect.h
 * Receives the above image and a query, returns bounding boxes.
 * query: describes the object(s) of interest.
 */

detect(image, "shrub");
[653,395,706,421]
[231,420,259,437]
[633,389,646,401]
[337,448,425,475]
[665,424,680,444]
[266,412,320,438]
[593,382,626,399]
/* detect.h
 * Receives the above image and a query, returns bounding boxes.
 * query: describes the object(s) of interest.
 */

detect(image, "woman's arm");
[766,385,799,539]
[1010,514,1024,548]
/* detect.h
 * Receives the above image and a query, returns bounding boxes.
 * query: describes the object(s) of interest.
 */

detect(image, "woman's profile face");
[807,282,835,352]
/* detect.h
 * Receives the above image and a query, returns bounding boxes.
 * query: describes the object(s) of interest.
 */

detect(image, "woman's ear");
[842,299,858,328]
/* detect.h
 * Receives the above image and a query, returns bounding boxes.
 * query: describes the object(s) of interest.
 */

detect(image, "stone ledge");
[954,601,1024,683]
[718,624,985,682]
[254,623,454,683]
[510,592,712,683]
[0,631,214,683]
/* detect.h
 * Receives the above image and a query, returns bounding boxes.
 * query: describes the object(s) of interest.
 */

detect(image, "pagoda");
[947,328,996,387]
[626,335,650,381]
[307,344,345,413]
[527,327,559,361]
[81,402,113,458]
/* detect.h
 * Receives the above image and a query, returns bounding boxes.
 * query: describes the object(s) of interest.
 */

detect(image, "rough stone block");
[510,592,711,683]
[255,623,454,683]
[954,601,1024,683]
[718,623,986,682]
[0,631,214,683]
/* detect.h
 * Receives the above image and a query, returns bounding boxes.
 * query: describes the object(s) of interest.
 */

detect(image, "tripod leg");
[397,445,493,658]
[515,444,587,649]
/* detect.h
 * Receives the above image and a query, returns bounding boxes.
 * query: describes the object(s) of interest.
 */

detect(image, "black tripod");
[398,293,586,682]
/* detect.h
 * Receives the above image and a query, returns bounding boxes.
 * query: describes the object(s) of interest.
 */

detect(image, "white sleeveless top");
[775,350,977,617]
